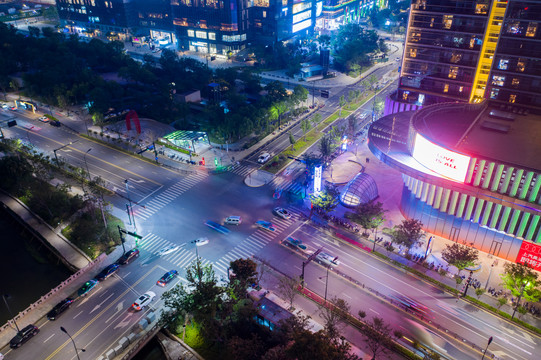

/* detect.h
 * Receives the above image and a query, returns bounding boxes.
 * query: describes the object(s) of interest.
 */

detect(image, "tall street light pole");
[319,264,331,304]
[481,336,493,360]
[53,140,79,167]
[60,326,85,360]
[83,148,92,182]
[2,294,20,333]
[124,179,136,232]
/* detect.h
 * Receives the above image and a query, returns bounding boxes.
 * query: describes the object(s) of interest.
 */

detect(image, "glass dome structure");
[339,173,378,207]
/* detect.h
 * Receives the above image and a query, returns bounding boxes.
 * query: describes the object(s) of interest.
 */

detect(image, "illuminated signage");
[293,9,311,24]
[314,165,322,194]
[516,241,541,272]
[293,19,312,33]
[316,1,323,17]
[293,2,312,14]
[412,133,470,183]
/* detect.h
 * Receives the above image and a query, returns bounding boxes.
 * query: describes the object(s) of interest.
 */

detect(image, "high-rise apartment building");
[387,0,541,114]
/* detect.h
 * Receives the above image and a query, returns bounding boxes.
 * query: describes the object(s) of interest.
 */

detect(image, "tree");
[311,113,322,131]
[441,243,479,274]
[362,316,395,360]
[300,118,311,140]
[293,84,308,104]
[347,201,386,251]
[319,297,350,339]
[391,219,424,250]
[276,275,300,310]
[338,95,346,116]
[310,184,340,214]
[500,262,541,318]
[319,134,334,163]
[230,258,258,296]
[289,131,296,150]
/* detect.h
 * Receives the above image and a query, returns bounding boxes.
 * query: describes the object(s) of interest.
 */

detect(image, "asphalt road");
[2,67,540,359]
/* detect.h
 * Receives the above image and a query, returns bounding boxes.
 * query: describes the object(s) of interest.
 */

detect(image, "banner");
[516,241,541,271]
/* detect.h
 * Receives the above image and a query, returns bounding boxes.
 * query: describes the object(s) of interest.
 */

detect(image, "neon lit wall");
[412,133,471,183]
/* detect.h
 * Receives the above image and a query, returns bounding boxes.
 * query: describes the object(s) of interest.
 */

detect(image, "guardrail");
[0,253,106,336]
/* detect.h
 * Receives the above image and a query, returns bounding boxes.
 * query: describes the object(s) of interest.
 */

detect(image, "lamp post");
[83,148,92,182]
[319,264,331,304]
[372,224,378,252]
[53,140,79,167]
[481,336,493,360]
[124,179,136,232]
[60,326,85,360]
[2,294,20,333]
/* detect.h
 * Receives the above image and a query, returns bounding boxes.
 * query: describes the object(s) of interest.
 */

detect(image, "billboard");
[516,241,541,272]
[412,133,471,183]
[314,165,322,194]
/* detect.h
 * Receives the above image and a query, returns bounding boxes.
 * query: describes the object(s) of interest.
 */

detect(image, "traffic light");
[320,90,329,98]
[202,157,205,165]
[214,157,218,166]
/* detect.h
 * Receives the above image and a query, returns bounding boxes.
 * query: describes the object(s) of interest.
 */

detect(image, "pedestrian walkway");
[133,172,208,220]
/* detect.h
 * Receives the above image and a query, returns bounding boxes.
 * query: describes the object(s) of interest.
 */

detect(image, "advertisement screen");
[516,241,541,272]
[412,133,470,183]
[314,165,322,194]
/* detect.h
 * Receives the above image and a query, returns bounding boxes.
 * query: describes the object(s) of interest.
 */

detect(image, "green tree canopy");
[391,219,425,249]
[441,243,479,273]
[500,262,541,303]
[310,184,340,214]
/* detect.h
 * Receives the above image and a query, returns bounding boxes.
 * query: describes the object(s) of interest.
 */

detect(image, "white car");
[193,237,209,246]
[316,252,340,267]
[157,244,179,256]
[132,291,156,311]
[273,207,291,219]
[258,152,271,164]
[38,116,49,122]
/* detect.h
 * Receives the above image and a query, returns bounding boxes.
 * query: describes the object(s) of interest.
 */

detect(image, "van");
[225,216,242,225]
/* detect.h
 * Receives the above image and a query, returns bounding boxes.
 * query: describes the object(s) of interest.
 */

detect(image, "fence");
[0,253,106,336]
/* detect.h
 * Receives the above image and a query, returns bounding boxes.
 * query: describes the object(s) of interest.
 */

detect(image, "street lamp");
[124,179,136,232]
[83,148,92,182]
[60,326,85,360]
[53,140,79,167]
[318,264,331,304]
[481,336,493,360]
[2,294,20,333]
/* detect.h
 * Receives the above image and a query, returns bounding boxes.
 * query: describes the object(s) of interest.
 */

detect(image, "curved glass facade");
[339,172,378,207]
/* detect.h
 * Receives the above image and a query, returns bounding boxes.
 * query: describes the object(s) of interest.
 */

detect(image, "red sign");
[516,241,541,271]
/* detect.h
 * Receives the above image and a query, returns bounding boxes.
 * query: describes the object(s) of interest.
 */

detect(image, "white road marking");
[369,308,380,315]
[43,333,55,343]
[73,310,83,319]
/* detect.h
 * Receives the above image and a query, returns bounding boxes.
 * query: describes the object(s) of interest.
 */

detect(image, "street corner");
[244,170,274,187]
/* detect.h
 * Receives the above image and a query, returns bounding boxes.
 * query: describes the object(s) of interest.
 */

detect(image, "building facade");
[369,100,541,267]
[386,0,541,115]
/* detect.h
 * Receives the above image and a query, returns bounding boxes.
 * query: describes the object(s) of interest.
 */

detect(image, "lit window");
[507,22,521,35]
[402,91,409,100]
[490,89,499,99]
[459,86,464,93]
[492,75,505,86]
[430,18,435,28]
[475,3,488,14]
[282,0,287,5]
[443,15,453,29]
[498,59,509,70]
[409,48,417,58]
[450,52,462,63]
[443,84,449,93]
[512,78,520,87]
[187,30,194,37]
[509,94,516,103]
[196,31,207,39]
[516,59,526,72]
[526,22,537,37]
[208,32,216,40]
[448,66,458,79]
[263,11,266,18]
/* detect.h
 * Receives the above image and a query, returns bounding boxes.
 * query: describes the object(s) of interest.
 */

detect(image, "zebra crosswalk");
[269,176,305,195]
[136,207,305,277]
[213,208,303,275]
[133,172,208,220]
[227,164,256,177]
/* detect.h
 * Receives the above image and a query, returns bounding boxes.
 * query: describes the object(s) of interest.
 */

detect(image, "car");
[157,270,178,286]
[9,324,39,348]
[1,104,8,109]
[95,264,120,281]
[157,244,180,256]
[395,57,401,62]
[255,220,276,232]
[46,298,74,320]
[49,120,61,127]
[117,249,140,265]
[132,291,156,311]
[193,237,209,246]
[316,252,340,266]
[224,215,242,225]
[77,279,98,297]
[284,236,307,250]
[205,220,231,234]
[273,207,291,219]
[38,116,49,122]
[257,152,271,164]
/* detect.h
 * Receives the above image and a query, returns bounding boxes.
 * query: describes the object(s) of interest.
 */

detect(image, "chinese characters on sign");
[516,241,541,271]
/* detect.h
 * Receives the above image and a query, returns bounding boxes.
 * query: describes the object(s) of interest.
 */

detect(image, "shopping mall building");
[368,101,541,268]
